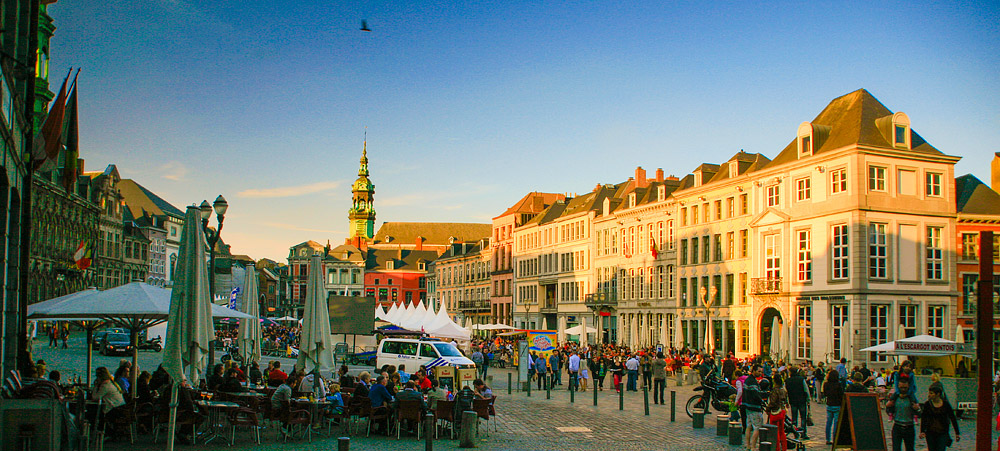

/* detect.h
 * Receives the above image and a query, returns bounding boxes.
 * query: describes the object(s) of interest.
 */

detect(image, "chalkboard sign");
[832,393,886,451]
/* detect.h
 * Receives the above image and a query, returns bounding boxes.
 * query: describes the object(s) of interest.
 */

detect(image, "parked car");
[92,331,109,350]
[100,333,132,356]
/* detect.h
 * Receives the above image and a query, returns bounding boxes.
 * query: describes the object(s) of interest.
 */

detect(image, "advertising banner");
[526,330,557,359]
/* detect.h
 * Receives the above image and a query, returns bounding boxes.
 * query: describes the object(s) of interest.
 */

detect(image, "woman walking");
[920,385,959,451]
[823,369,844,445]
[767,376,789,451]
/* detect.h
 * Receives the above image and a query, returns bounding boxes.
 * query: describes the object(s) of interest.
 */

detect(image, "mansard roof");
[766,89,942,168]
[496,192,566,218]
[325,244,366,263]
[956,174,1000,216]
[366,248,439,271]
[119,179,184,218]
[372,222,491,245]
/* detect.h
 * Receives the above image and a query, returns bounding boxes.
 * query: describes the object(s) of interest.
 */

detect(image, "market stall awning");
[860,334,974,356]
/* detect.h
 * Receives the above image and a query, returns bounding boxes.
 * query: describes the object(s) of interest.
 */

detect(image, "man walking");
[567,351,581,391]
[549,351,562,386]
[786,368,810,439]
[625,354,639,392]
[886,378,919,451]
[535,353,549,390]
[652,352,667,404]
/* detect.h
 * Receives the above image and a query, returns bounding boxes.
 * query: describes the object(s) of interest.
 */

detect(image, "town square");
[0,1,999,450]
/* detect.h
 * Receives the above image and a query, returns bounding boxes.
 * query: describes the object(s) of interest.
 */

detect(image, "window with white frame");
[766,184,780,207]
[797,230,812,282]
[832,305,848,360]
[667,265,675,298]
[796,177,811,201]
[727,197,735,218]
[797,305,812,359]
[869,305,889,362]
[657,265,665,298]
[667,220,674,249]
[961,233,977,260]
[832,224,849,280]
[831,168,847,194]
[927,306,945,338]
[869,223,888,279]
[638,268,645,299]
[926,226,944,280]
[899,304,917,338]
[739,320,749,352]
[925,172,942,197]
[727,231,735,260]
[764,234,781,280]
[869,166,886,192]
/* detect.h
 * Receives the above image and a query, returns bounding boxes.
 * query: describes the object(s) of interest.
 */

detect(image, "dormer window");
[797,122,814,157]
[801,136,811,155]
[418,261,426,271]
[657,185,665,201]
[628,192,636,208]
[729,161,739,178]
[386,261,395,270]
[891,112,911,149]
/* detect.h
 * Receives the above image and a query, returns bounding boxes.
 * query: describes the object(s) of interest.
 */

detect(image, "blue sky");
[48,0,1000,261]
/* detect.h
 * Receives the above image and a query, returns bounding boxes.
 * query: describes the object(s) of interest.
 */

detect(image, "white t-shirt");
[875,375,886,387]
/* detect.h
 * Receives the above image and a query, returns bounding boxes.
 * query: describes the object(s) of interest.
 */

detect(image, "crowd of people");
[214,322,302,356]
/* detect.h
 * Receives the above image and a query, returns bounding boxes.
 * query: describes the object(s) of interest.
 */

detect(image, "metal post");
[459,411,477,448]
[507,372,512,395]
[526,374,531,397]
[424,412,434,451]
[670,390,676,422]
[338,436,350,451]
[546,374,551,399]
[618,383,623,410]
[977,230,994,451]
[643,385,649,415]
[570,376,575,403]
[593,381,598,406]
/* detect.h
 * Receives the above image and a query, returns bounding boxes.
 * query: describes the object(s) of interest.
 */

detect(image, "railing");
[750,277,782,294]
[584,291,618,309]
[458,299,491,311]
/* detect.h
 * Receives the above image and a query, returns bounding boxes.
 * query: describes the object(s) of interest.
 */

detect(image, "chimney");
[532,195,544,211]
[992,152,1000,191]
[635,167,647,188]
[655,168,664,182]
[594,184,601,192]
[415,236,424,251]
[665,175,679,181]
[77,158,85,175]
[397,246,403,261]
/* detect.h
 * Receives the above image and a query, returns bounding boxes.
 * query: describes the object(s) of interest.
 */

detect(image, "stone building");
[84,165,125,289]
[121,221,149,283]
[954,172,1000,361]
[118,179,184,286]
[435,239,492,328]
[324,242,365,297]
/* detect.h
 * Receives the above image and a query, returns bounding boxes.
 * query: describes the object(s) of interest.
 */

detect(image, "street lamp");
[701,285,717,353]
[200,195,227,371]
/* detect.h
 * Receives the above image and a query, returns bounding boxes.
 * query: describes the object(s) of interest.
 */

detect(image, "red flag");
[73,240,92,270]
[61,71,79,192]
[31,70,71,172]
[650,238,658,259]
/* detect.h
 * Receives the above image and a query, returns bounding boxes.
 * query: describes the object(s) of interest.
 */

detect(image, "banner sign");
[896,342,957,353]
[228,287,241,310]
[526,330,557,359]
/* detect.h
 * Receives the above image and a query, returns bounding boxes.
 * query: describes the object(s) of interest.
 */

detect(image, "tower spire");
[349,129,376,241]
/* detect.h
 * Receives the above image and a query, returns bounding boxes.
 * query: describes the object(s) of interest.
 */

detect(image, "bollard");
[618,384,624,410]
[728,421,743,446]
[643,386,649,415]
[676,369,683,386]
[716,415,728,436]
[570,378,575,403]
[692,408,705,429]
[670,391,676,422]
[760,442,773,451]
[546,375,551,399]
[527,375,531,397]
[593,382,598,406]
[338,436,350,451]
[459,411,477,448]
[759,424,776,446]
[508,373,512,395]
[424,412,434,451]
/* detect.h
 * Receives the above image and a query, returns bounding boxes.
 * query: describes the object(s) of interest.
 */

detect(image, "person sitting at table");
[149,365,170,394]
[207,364,225,391]
[225,360,246,383]
[136,371,156,403]
[91,367,125,423]
[327,383,345,415]
[473,379,493,399]
[298,371,328,398]
[369,375,394,409]
[354,371,371,398]
[18,363,62,399]
[156,379,204,445]
[268,361,288,387]
[247,360,263,386]
[337,365,349,381]
[113,361,132,397]
[398,364,411,384]
[393,381,427,434]
[425,379,448,410]
[219,367,245,393]
[387,372,401,398]
[271,372,299,411]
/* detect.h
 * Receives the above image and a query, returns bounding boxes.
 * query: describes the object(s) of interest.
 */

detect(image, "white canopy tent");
[860,334,973,356]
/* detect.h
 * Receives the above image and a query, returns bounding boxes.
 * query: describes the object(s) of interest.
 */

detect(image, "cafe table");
[194,399,240,445]
[291,398,334,435]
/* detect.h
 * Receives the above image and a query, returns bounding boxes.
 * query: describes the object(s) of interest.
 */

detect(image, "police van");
[375,337,476,371]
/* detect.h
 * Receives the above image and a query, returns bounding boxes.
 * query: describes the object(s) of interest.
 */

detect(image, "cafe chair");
[435,400,456,439]
[487,396,498,432]
[283,408,312,443]
[368,405,391,437]
[395,400,424,440]
[228,407,261,445]
[106,402,137,444]
[325,393,351,435]
[152,409,199,445]
[347,396,371,435]
[472,398,491,437]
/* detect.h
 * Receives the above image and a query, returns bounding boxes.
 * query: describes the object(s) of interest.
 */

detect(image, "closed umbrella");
[163,206,215,451]
[238,263,262,364]
[769,317,781,360]
[296,254,334,394]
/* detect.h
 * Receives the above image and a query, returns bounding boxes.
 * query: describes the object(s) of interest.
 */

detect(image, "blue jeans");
[825,406,840,442]
[627,370,638,391]
[789,403,808,436]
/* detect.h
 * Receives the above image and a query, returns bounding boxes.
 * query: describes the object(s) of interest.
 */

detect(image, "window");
[899,304,917,338]
[869,166,886,191]
[797,230,812,282]
[703,203,710,223]
[667,265,675,298]
[895,125,907,146]
[926,227,944,280]
[800,136,812,156]
[869,305,889,362]
[739,194,748,215]
[713,234,722,262]
[961,274,978,315]
[766,184,780,207]
[727,232,735,260]
[796,177,811,201]
[691,239,699,264]
[702,236,710,263]
[727,197,735,218]
[738,273,747,304]
[832,305,848,360]
[725,274,734,306]
[657,266,665,298]
[714,200,722,220]
[691,205,699,225]
[925,172,942,197]
[927,306,945,338]
[831,168,847,194]
[961,233,977,260]
[796,305,812,359]
[680,240,688,265]
[832,224,849,280]
[764,234,780,280]
[739,320,750,352]
[681,208,688,226]
[739,229,748,258]
[869,223,888,279]
[666,221,674,249]
[679,278,688,307]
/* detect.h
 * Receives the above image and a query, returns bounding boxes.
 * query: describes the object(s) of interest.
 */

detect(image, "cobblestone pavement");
[32,338,998,451]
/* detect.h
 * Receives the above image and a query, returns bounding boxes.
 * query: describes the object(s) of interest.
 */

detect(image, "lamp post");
[701,285,717,353]
[200,195,228,372]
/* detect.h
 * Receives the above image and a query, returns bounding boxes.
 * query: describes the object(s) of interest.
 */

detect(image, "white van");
[375,338,476,371]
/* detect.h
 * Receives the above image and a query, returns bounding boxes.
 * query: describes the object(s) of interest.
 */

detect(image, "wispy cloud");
[261,222,342,234]
[238,181,341,198]
[378,193,426,207]
[160,161,188,181]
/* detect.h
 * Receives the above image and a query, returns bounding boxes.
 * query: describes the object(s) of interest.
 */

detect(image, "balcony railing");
[458,299,491,311]
[584,291,618,310]
[750,277,782,295]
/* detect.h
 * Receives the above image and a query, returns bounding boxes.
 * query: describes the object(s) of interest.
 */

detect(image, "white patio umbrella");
[275,316,298,322]
[163,206,215,451]
[563,324,599,335]
[238,263,262,364]
[769,317,781,359]
[955,324,964,343]
[580,317,589,347]
[296,254,334,394]
[27,287,102,384]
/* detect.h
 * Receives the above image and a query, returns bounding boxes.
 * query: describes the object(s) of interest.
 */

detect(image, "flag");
[31,70,71,172]
[61,71,80,192]
[650,238,658,259]
[228,287,240,310]
[73,240,92,270]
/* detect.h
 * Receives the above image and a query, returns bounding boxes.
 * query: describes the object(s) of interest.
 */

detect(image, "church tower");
[348,140,376,241]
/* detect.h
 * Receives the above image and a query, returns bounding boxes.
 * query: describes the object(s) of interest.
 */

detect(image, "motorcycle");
[686,375,738,417]
[137,336,162,352]
[220,344,244,364]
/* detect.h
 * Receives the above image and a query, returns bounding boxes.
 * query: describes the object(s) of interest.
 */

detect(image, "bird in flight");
[360,20,371,32]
